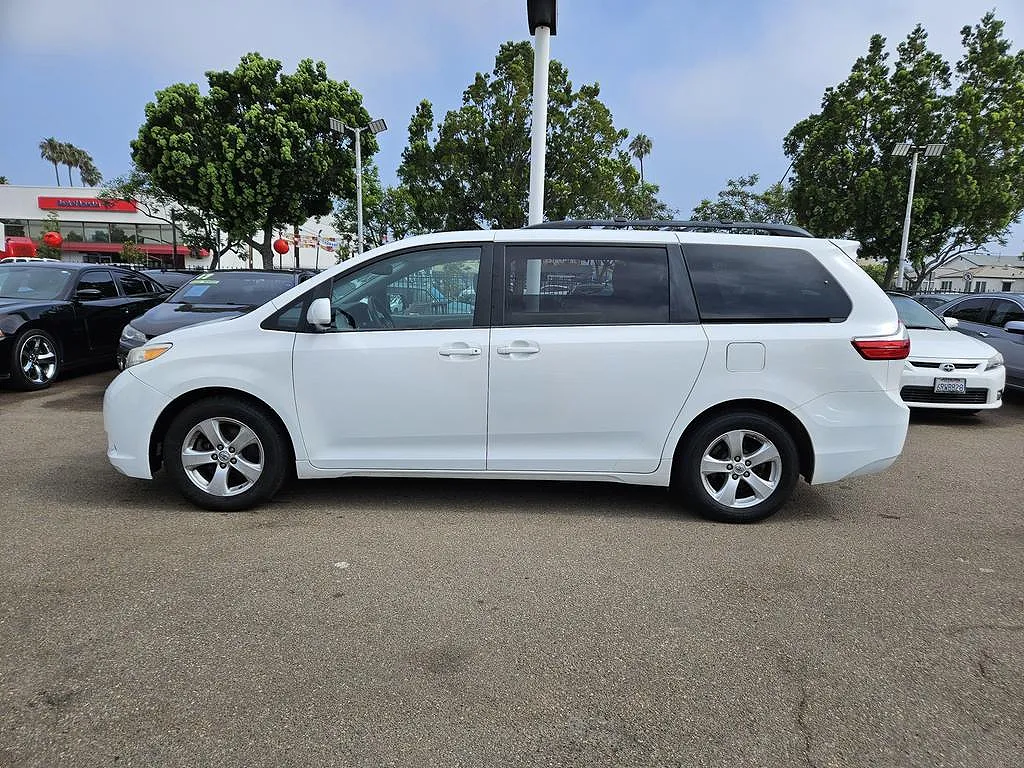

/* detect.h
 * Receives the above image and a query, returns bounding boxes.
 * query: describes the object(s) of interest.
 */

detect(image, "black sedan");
[0,262,169,390]
[117,269,316,369]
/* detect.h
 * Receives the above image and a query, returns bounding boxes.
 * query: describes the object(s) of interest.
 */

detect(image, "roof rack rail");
[525,218,814,238]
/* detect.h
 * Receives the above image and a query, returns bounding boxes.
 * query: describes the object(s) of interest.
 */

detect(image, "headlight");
[120,324,148,344]
[985,353,1004,371]
[126,342,172,368]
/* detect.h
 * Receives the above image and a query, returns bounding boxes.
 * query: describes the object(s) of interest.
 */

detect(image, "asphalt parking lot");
[1,371,1022,768]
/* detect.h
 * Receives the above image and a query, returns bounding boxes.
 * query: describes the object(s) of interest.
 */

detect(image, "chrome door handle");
[978,331,989,337]
[438,346,481,357]
[496,343,540,355]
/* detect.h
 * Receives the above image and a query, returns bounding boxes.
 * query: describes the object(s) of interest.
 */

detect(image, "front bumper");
[103,369,171,479]
[899,362,1005,409]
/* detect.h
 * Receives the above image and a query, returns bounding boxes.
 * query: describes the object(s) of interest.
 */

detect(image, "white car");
[104,221,911,523]
[889,293,1005,410]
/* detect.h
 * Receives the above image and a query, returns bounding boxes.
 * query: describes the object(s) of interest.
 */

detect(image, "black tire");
[10,329,61,391]
[675,410,800,523]
[163,397,290,512]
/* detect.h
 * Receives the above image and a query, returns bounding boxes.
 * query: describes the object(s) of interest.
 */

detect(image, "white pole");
[525,25,551,307]
[355,127,364,254]
[527,26,551,226]
[896,149,919,290]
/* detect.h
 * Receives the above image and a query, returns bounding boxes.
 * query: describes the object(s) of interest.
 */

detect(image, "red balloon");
[272,238,290,255]
[42,231,63,248]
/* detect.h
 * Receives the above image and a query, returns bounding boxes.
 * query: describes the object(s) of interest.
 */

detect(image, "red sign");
[37,196,137,213]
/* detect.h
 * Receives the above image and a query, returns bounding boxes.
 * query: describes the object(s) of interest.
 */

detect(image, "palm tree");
[628,133,653,185]
[58,143,81,186]
[39,137,63,186]
[79,158,102,187]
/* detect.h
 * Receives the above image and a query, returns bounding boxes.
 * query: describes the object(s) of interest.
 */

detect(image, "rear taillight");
[852,334,910,360]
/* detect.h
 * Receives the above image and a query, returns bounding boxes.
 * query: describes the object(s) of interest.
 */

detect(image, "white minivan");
[103,221,911,522]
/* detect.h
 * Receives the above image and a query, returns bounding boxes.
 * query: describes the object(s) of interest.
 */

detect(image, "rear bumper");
[103,369,171,479]
[795,390,910,484]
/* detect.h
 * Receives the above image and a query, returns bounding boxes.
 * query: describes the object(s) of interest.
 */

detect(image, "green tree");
[37,212,62,258]
[692,174,796,224]
[333,163,424,250]
[784,13,1024,288]
[39,137,63,186]
[131,52,375,269]
[104,166,243,270]
[398,41,670,230]
[0,175,8,185]
[119,240,147,266]
[628,133,653,184]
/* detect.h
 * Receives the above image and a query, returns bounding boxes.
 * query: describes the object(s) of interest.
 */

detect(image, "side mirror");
[75,288,103,301]
[1005,320,1024,336]
[306,297,333,330]
[943,316,959,329]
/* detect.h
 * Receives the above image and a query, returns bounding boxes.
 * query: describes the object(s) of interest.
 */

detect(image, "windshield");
[889,294,946,330]
[0,267,74,301]
[167,273,296,307]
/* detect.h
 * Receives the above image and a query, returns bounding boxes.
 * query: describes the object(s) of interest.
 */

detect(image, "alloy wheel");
[180,417,265,497]
[699,429,783,509]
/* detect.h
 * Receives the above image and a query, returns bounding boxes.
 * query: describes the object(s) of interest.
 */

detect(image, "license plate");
[934,377,966,394]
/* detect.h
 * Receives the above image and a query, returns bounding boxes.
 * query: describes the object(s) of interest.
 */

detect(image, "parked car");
[117,269,317,369]
[887,293,1004,410]
[0,256,61,263]
[935,292,1024,391]
[911,292,960,310]
[0,262,167,390]
[142,269,203,290]
[104,220,911,523]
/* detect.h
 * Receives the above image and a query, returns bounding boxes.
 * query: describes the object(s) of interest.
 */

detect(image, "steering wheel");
[367,294,395,329]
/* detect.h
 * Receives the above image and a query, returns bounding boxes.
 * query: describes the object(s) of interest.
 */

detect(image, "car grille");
[908,361,978,369]
[900,386,988,404]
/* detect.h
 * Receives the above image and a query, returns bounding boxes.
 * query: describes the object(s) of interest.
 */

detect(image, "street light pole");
[892,142,945,290]
[527,0,557,226]
[896,149,919,291]
[330,117,387,255]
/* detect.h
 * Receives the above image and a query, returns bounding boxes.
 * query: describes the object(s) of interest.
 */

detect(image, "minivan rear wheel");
[676,411,800,523]
[163,398,289,512]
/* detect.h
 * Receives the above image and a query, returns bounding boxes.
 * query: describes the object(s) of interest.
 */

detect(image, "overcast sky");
[1,0,1022,254]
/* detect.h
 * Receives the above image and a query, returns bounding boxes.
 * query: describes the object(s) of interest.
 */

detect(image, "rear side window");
[945,297,990,323]
[78,270,119,298]
[987,299,1024,327]
[682,244,851,322]
[503,245,669,326]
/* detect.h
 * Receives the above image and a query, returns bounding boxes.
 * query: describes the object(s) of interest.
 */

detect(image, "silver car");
[936,293,1024,390]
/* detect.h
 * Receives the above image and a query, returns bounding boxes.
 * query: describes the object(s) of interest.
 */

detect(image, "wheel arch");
[670,399,815,484]
[149,387,297,475]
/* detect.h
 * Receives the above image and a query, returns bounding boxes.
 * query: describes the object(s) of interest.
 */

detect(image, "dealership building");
[0,185,212,268]
[0,185,346,269]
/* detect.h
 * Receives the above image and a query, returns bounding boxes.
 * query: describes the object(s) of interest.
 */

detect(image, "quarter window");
[502,245,670,326]
[117,273,152,296]
[683,244,851,322]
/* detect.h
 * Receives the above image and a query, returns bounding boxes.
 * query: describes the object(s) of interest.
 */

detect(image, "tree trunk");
[639,157,645,185]
[882,262,897,288]
[52,162,61,186]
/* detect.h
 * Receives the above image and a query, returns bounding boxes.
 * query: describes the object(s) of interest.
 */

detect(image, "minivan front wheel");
[163,398,289,512]
[677,411,799,523]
